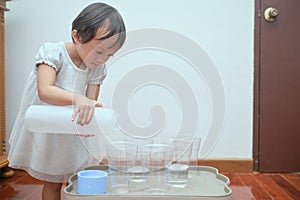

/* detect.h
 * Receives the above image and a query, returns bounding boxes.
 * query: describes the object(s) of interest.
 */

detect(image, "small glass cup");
[126,142,150,192]
[174,134,201,174]
[105,141,137,194]
[165,138,193,188]
[140,143,174,194]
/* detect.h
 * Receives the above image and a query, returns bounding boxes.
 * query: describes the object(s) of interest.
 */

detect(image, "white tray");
[64,165,232,200]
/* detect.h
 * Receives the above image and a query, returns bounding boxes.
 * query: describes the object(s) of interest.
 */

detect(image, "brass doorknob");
[264,7,279,22]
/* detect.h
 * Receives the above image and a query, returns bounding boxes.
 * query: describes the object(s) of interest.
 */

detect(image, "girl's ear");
[72,30,80,44]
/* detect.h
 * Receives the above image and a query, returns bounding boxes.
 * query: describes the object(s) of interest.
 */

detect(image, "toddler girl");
[8,3,126,200]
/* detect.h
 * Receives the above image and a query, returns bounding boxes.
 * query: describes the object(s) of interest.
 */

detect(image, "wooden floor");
[0,169,299,200]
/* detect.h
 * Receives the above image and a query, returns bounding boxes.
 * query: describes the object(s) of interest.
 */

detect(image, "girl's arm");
[37,64,74,105]
[86,84,101,101]
[37,64,102,125]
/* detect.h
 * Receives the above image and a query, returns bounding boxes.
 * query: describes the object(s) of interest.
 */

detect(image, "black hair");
[72,3,126,48]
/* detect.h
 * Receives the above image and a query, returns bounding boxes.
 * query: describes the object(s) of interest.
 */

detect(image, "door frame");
[253,0,261,172]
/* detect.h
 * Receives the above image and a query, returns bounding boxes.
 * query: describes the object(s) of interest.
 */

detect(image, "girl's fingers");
[94,101,103,107]
[79,108,92,125]
[76,133,95,137]
[74,100,101,125]
[77,108,86,125]
[72,108,80,121]
[86,108,94,124]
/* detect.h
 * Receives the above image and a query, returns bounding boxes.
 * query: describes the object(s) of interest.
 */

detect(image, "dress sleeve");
[88,64,107,85]
[35,42,63,71]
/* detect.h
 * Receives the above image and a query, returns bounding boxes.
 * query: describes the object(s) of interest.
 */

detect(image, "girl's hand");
[76,133,95,137]
[72,94,103,125]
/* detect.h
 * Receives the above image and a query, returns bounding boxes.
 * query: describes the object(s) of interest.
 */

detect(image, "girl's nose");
[96,57,104,64]
[97,55,109,63]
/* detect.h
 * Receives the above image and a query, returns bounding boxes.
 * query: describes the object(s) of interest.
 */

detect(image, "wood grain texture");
[267,174,300,200]
[1,169,299,200]
[199,159,253,173]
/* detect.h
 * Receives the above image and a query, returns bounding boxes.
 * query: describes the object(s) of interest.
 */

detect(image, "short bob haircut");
[72,3,126,49]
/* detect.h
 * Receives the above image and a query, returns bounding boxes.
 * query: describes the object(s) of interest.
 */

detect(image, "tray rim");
[64,165,232,197]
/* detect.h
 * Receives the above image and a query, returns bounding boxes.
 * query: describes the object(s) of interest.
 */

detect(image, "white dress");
[8,41,107,183]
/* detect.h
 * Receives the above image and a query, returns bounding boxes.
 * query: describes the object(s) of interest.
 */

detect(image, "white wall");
[5,0,254,158]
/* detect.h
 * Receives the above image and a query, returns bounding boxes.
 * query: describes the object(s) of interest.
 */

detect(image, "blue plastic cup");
[77,170,108,194]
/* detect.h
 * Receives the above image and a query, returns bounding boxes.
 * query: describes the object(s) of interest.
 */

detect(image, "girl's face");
[73,27,120,69]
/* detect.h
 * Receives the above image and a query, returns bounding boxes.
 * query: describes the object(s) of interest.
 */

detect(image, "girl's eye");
[96,50,103,55]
